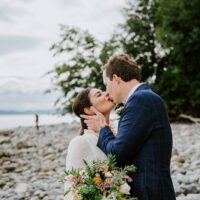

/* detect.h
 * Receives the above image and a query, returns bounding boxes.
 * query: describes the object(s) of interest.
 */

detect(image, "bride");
[65,88,115,199]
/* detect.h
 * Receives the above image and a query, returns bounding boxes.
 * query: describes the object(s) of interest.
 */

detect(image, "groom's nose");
[104,92,110,101]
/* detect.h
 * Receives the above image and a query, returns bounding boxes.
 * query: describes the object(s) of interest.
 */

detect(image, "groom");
[81,54,176,200]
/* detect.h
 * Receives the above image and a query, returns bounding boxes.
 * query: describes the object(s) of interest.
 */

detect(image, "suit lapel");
[124,83,150,108]
[118,83,150,127]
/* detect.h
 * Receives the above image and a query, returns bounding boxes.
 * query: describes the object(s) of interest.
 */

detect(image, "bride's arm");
[64,136,89,199]
[66,136,88,170]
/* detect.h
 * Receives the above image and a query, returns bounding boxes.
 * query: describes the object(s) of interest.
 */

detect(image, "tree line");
[48,0,200,119]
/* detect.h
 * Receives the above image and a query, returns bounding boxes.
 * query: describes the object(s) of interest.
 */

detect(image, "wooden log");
[179,114,200,124]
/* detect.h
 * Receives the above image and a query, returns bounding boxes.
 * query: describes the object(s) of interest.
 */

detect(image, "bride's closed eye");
[97,93,102,97]
[94,91,102,97]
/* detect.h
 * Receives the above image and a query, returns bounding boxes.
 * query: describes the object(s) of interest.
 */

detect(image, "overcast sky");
[0,0,126,111]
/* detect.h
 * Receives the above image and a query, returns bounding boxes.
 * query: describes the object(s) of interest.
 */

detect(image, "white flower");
[102,192,116,200]
[79,170,86,176]
[119,182,131,195]
[105,172,113,178]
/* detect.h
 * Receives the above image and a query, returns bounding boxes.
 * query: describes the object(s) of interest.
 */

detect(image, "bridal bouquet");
[64,155,137,200]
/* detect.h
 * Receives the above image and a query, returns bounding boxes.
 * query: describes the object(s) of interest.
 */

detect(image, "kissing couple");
[65,54,176,200]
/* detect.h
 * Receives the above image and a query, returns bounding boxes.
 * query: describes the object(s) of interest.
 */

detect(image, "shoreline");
[0,114,79,131]
[0,119,195,132]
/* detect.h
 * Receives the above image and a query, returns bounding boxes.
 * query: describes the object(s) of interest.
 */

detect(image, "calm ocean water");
[0,114,78,130]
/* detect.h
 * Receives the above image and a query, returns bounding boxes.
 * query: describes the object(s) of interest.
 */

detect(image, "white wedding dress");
[64,129,107,200]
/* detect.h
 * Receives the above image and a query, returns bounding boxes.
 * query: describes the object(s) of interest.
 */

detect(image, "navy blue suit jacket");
[97,84,176,200]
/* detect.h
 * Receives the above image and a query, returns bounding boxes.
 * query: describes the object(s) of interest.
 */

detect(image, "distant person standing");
[35,114,39,130]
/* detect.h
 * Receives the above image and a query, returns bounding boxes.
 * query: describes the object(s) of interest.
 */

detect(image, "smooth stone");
[183,184,198,194]
[15,183,28,194]
[0,157,11,165]
[172,155,185,164]
[0,136,10,144]
[34,190,47,198]
[180,131,193,137]
[177,194,200,200]
[0,180,6,188]
[172,148,179,156]
[0,130,14,136]
[188,175,199,183]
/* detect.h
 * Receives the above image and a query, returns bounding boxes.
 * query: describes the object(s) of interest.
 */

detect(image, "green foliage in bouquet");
[64,155,137,200]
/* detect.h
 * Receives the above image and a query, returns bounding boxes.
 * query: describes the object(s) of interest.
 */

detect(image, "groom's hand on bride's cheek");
[80,114,101,132]
[80,107,107,133]
[90,107,107,126]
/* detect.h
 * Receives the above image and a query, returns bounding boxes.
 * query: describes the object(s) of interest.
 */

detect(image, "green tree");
[120,0,169,84]
[49,25,119,113]
[156,0,200,117]
[49,0,169,115]
[49,0,200,118]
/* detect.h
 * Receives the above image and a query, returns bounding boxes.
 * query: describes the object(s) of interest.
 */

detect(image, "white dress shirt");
[124,82,145,104]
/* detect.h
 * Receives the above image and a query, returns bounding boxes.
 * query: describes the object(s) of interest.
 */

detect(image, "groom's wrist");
[100,123,109,129]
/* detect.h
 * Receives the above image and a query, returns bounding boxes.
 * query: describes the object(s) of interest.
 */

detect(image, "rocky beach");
[0,122,200,200]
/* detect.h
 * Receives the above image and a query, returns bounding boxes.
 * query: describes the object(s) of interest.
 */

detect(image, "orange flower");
[93,176,102,184]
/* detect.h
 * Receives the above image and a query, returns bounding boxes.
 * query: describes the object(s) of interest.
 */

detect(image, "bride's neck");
[103,112,110,125]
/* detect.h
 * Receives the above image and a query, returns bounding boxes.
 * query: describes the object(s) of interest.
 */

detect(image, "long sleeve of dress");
[64,133,107,200]
[66,136,90,170]
[64,137,89,200]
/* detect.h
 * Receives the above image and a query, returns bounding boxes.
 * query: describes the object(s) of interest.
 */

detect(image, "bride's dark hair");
[72,88,92,135]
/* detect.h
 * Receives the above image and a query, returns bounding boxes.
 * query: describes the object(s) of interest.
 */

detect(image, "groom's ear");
[113,74,121,84]
[84,107,94,115]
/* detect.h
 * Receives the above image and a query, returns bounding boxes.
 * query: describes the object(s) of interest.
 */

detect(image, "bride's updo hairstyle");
[72,88,92,135]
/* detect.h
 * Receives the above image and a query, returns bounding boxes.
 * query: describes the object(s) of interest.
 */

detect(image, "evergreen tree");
[120,0,169,84]
[156,0,200,117]
[49,0,200,118]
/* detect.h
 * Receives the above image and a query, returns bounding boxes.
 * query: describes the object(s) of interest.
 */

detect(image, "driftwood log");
[179,114,200,124]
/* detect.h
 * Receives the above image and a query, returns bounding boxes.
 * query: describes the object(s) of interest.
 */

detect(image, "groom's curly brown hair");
[102,54,141,82]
